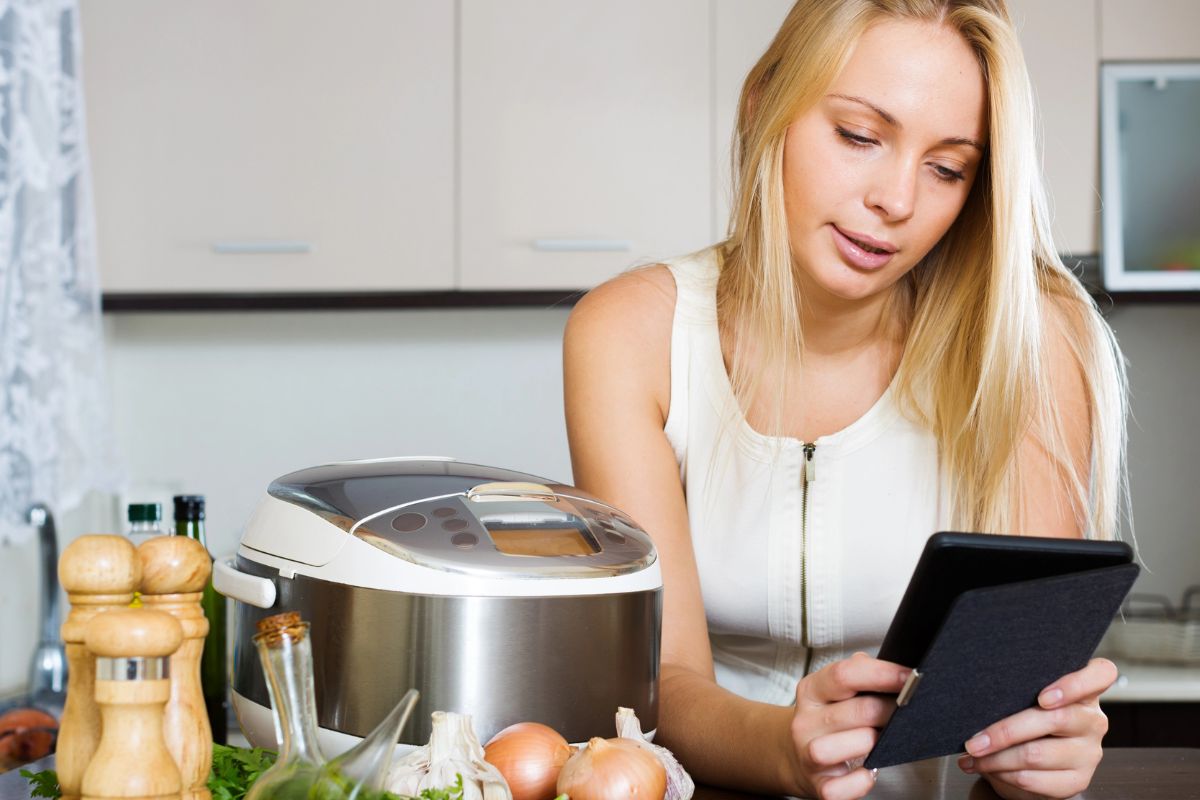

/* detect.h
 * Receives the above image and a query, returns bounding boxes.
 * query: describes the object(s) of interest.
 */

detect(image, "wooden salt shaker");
[139,536,214,800]
[81,608,183,800]
[58,535,142,800]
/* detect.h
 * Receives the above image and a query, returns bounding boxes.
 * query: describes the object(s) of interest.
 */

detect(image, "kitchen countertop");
[4,750,1200,800]
[1102,659,1200,702]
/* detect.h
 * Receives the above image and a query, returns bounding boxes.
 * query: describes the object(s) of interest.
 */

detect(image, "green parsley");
[208,743,279,800]
[21,747,475,800]
[19,768,59,800]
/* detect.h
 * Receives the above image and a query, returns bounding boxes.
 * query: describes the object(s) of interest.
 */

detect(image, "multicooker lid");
[261,457,655,579]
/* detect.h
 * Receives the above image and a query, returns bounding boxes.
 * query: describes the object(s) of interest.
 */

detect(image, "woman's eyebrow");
[826,93,985,152]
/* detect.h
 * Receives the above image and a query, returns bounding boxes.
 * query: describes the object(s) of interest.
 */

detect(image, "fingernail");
[870,768,878,782]
[960,756,975,772]
[899,669,911,683]
[1040,688,1064,706]
[966,733,990,755]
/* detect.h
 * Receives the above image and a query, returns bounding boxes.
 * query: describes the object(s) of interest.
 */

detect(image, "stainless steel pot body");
[231,555,662,744]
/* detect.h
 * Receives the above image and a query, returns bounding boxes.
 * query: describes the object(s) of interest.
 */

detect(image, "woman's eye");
[834,126,875,147]
[932,164,966,183]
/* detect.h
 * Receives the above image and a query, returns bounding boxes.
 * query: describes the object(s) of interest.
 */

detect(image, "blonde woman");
[564,1,1127,798]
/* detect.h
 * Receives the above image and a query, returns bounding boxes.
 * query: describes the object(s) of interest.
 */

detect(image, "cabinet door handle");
[212,240,312,255]
[531,238,633,253]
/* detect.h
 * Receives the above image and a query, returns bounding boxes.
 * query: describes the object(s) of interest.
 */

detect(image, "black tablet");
[864,531,1137,769]
[877,531,1134,668]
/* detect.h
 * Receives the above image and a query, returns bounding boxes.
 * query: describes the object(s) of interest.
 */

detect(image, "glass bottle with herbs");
[246,612,418,800]
[174,494,228,744]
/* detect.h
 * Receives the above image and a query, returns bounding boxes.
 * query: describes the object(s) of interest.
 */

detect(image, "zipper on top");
[801,442,816,675]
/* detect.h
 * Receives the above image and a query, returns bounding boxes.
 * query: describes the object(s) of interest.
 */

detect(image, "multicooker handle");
[466,481,559,503]
[213,555,277,608]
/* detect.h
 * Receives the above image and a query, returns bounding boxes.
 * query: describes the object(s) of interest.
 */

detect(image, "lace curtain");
[0,0,117,545]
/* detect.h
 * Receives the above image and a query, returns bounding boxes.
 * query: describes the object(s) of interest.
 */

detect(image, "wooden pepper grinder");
[58,535,142,800]
[81,608,184,800]
[138,536,214,800]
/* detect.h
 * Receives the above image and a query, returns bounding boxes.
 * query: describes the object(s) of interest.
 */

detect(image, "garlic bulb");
[387,711,513,800]
[614,708,694,800]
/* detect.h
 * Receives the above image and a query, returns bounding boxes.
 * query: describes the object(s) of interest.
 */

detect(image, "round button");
[442,518,469,532]
[432,507,457,518]
[451,532,478,549]
[391,513,427,533]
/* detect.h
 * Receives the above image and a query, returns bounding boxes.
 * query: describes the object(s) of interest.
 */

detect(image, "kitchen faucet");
[25,503,66,713]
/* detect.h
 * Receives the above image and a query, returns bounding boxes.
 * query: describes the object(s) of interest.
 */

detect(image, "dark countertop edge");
[97,255,1200,313]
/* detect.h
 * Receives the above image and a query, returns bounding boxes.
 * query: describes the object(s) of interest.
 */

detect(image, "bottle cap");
[128,502,162,524]
[173,495,206,522]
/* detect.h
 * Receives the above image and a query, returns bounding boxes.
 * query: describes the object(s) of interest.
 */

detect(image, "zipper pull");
[803,443,816,482]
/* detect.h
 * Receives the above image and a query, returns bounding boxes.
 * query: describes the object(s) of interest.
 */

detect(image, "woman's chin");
[808,267,896,304]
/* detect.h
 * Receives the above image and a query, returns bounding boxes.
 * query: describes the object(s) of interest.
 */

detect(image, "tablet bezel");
[876,531,1134,668]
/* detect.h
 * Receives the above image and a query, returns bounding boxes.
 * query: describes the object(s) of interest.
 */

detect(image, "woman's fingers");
[819,693,896,733]
[811,766,877,800]
[966,734,1099,774]
[807,727,878,768]
[964,703,1106,759]
[984,768,1093,799]
[1037,657,1119,709]
[798,653,911,707]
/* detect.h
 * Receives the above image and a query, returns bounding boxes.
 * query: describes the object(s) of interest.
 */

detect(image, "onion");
[556,737,666,800]
[484,722,573,800]
[0,708,57,770]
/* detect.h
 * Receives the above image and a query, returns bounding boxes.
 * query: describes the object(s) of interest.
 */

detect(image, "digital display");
[489,527,599,557]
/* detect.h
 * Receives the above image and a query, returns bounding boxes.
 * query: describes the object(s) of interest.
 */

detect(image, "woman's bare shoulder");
[564,264,677,417]
[565,264,677,361]
[568,264,676,332]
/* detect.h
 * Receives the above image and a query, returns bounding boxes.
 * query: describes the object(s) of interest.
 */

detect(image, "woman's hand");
[787,652,909,800]
[957,657,1119,799]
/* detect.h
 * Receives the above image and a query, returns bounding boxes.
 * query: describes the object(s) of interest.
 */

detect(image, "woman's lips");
[831,225,896,270]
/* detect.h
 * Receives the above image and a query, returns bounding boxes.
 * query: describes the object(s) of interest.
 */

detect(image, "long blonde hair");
[720,0,1128,539]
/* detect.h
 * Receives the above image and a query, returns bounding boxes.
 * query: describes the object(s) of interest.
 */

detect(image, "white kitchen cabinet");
[458,0,713,290]
[713,0,794,242]
[1100,0,1200,61]
[82,0,455,293]
[1009,0,1099,254]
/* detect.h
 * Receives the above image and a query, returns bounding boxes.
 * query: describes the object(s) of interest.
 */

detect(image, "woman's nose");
[864,159,917,221]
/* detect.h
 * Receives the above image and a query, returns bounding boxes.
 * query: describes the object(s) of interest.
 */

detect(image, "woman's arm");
[1015,298,1094,539]
[563,268,906,799]
[563,267,796,792]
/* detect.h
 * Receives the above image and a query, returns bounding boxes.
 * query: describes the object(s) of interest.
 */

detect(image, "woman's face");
[783,19,988,305]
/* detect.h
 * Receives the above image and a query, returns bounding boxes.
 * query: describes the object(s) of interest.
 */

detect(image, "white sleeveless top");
[662,248,949,706]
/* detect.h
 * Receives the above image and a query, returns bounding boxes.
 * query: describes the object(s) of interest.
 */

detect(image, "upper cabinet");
[80,1,1140,298]
[1009,0,1098,255]
[82,0,455,293]
[458,0,713,290]
[1100,0,1200,60]
[713,1,793,244]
